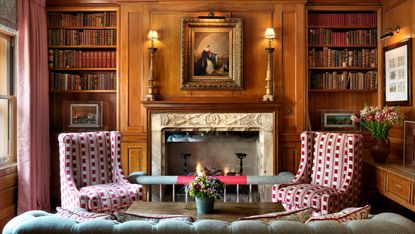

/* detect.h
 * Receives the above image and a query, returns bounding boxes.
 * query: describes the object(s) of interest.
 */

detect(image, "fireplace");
[150,113,275,178]
[165,131,260,176]
[143,101,280,201]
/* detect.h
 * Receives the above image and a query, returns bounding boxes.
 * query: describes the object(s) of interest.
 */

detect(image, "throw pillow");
[55,207,112,222]
[306,204,371,223]
[113,212,194,224]
[238,207,314,223]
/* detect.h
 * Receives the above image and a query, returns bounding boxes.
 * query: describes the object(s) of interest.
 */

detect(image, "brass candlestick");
[263,28,275,102]
[145,30,158,101]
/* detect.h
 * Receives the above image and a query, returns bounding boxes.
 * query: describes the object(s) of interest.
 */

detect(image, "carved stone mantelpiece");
[150,112,275,199]
[155,113,273,132]
[143,101,280,201]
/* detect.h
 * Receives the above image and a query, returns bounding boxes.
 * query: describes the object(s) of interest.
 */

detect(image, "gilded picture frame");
[180,17,243,89]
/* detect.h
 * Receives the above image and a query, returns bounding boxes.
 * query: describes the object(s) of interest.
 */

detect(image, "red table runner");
[177,176,247,185]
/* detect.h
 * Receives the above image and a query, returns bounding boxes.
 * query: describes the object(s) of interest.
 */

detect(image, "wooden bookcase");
[47,7,118,133]
[307,6,381,131]
[46,7,119,207]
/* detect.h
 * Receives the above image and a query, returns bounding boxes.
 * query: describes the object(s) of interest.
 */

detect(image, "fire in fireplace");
[165,131,259,176]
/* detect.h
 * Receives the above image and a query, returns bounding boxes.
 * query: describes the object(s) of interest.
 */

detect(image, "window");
[0,31,15,166]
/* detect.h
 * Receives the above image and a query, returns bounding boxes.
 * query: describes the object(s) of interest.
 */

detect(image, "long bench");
[128,171,295,202]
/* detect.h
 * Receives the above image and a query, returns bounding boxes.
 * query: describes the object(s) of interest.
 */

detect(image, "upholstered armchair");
[58,131,143,213]
[272,131,363,215]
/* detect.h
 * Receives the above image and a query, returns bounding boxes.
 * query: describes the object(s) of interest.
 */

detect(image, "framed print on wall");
[320,110,360,131]
[384,39,412,106]
[63,101,103,130]
[69,103,101,128]
[180,17,243,89]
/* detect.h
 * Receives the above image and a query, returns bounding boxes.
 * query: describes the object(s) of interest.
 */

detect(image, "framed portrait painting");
[383,39,412,106]
[180,17,243,89]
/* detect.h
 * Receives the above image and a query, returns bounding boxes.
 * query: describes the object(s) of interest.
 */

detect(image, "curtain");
[16,0,50,213]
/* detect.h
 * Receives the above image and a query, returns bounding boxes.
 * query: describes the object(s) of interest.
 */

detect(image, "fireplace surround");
[143,101,280,201]
[151,112,275,177]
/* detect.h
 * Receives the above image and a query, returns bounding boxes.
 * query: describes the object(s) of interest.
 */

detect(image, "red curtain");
[16,0,50,213]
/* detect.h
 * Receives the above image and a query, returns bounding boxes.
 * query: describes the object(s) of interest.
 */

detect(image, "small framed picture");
[403,121,415,165]
[383,39,412,106]
[320,110,359,131]
[65,102,102,129]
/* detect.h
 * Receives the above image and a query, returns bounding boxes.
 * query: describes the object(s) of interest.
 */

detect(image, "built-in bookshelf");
[307,9,380,130]
[47,8,118,133]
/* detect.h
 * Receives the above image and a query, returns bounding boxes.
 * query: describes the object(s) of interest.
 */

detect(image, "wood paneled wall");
[382,0,415,157]
[118,0,307,174]
[0,165,17,230]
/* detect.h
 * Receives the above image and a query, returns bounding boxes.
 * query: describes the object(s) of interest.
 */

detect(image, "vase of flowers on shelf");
[352,105,404,163]
[186,175,224,214]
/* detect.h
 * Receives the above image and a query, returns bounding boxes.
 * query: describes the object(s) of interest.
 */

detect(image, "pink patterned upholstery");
[272,131,362,215]
[58,131,143,213]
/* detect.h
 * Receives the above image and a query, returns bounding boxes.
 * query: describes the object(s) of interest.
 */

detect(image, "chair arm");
[320,191,349,215]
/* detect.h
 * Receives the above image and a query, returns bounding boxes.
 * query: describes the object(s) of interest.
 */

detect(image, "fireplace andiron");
[235,153,247,175]
[181,153,192,175]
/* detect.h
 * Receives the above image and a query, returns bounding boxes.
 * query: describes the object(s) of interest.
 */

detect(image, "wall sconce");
[380,26,400,40]
[263,27,275,101]
[145,30,158,101]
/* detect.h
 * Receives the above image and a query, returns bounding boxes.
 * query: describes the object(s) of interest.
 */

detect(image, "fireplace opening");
[165,131,260,176]
[163,131,261,202]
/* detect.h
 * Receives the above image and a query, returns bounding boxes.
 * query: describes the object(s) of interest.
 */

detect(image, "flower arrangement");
[186,175,224,199]
[351,105,404,140]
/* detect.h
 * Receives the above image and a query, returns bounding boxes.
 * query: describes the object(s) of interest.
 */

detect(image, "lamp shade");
[264,28,276,39]
[148,30,158,40]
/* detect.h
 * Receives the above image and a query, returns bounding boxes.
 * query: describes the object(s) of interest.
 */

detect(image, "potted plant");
[186,175,224,214]
[352,105,404,163]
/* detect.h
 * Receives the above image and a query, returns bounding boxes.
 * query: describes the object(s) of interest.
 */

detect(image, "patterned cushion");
[80,183,139,212]
[55,207,111,222]
[113,212,194,223]
[238,207,314,223]
[306,205,371,223]
[277,184,338,209]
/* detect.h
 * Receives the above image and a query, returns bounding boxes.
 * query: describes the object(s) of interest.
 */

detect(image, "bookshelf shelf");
[48,45,116,49]
[309,67,377,71]
[48,26,117,30]
[49,68,116,71]
[307,9,380,131]
[309,89,377,93]
[308,26,376,29]
[308,45,377,48]
[50,90,116,93]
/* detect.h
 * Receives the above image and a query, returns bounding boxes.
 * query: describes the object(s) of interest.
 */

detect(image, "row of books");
[48,50,116,68]
[308,29,377,46]
[49,72,116,91]
[308,13,376,27]
[48,29,116,46]
[308,48,377,68]
[48,12,116,27]
[309,71,377,90]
